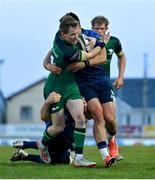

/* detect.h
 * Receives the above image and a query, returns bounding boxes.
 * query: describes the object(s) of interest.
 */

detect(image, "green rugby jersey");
[44,31,85,96]
[104,36,123,78]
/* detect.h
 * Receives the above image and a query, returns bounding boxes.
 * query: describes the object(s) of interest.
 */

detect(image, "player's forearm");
[118,53,126,79]
[88,48,107,66]
[40,102,51,121]
[88,46,101,58]
[43,50,52,70]
[82,46,101,61]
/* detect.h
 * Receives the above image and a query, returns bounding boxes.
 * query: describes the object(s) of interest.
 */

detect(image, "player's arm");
[69,46,102,63]
[43,50,62,74]
[80,39,107,61]
[68,48,106,72]
[40,92,61,121]
[113,51,126,89]
[112,37,126,89]
[83,46,101,60]
[43,46,101,74]
[118,51,126,80]
[113,37,126,89]
[88,47,106,66]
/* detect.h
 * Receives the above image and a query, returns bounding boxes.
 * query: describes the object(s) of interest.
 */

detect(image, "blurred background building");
[0,90,6,124]
[0,77,155,146]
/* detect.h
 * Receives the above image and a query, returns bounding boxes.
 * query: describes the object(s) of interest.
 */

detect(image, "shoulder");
[82,29,101,40]
[109,36,122,47]
[110,36,121,43]
[110,36,120,43]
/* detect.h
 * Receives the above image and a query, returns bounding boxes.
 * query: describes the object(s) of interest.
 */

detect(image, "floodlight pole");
[142,53,148,125]
[0,59,4,91]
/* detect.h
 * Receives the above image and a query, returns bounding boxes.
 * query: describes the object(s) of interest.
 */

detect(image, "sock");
[25,154,44,163]
[74,128,86,154]
[42,130,55,146]
[97,141,109,160]
[75,154,83,161]
[23,141,38,149]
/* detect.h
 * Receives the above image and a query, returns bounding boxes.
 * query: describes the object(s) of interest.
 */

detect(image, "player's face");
[61,25,80,44]
[92,23,108,36]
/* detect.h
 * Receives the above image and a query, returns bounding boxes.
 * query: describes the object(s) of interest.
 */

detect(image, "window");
[147,114,151,125]
[20,106,33,120]
[126,114,130,125]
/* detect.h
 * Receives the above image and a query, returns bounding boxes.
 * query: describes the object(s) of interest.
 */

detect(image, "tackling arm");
[40,92,61,121]
[67,48,106,72]
[40,101,51,121]
[88,47,106,66]
[81,46,101,61]
[43,50,62,74]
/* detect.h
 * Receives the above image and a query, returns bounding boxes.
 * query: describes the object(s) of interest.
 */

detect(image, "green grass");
[0,146,155,179]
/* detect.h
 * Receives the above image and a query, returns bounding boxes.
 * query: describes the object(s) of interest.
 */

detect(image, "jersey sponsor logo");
[51,106,59,111]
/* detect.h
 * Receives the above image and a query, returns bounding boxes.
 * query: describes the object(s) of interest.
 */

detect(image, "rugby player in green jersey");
[91,16,126,160]
[38,15,107,167]
[45,13,118,168]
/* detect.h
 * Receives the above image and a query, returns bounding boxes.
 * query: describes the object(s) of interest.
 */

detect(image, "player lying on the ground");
[10,92,75,164]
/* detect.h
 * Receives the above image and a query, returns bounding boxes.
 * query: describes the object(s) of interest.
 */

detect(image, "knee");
[105,113,116,124]
[71,111,85,128]
[71,110,85,121]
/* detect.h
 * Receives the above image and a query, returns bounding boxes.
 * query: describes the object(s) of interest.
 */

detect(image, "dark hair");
[60,12,80,23]
[66,12,80,22]
[91,16,109,28]
[59,15,79,33]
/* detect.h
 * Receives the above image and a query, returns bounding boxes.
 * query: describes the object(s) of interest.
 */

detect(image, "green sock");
[42,130,54,146]
[74,128,86,154]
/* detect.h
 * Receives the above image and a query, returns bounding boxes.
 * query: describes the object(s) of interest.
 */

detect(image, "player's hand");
[102,32,110,44]
[67,62,85,72]
[113,77,124,89]
[85,37,96,51]
[45,92,62,104]
[47,63,62,74]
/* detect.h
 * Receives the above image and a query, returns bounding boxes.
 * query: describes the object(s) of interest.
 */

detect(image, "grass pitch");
[0,146,155,179]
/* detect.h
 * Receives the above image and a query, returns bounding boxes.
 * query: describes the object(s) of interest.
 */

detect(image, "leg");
[10,149,44,164]
[77,81,115,167]
[102,101,123,160]
[87,98,115,167]
[66,99,96,168]
[102,101,116,136]
[13,140,38,149]
[87,98,106,142]
[96,80,121,160]
[66,99,85,156]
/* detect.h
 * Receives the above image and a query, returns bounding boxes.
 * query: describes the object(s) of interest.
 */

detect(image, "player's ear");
[61,31,65,38]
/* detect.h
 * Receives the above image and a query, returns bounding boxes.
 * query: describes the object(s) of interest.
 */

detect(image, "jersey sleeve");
[114,37,123,56]
[63,45,85,62]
